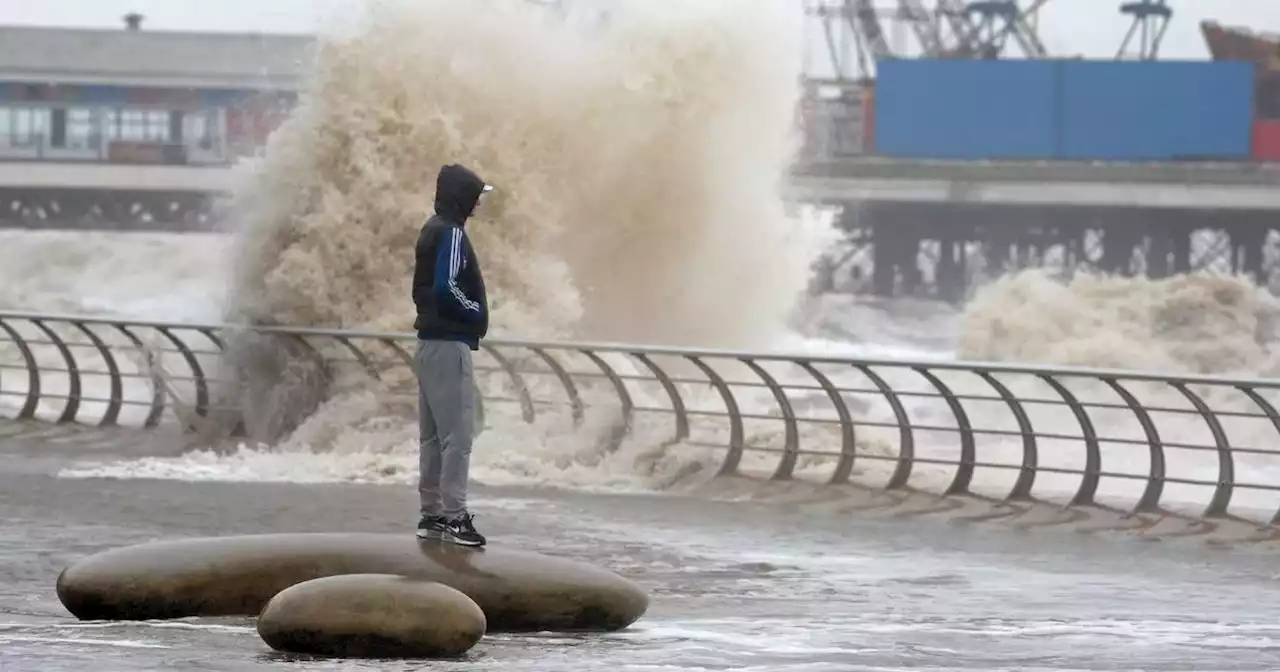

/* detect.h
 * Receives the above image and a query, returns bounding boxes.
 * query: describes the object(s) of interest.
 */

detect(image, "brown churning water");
[223,0,823,351]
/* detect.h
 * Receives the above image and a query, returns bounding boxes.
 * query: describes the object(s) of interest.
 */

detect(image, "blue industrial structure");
[802,0,1277,165]
[872,59,1058,159]
[1057,60,1254,161]
[873,58,1256,161]
[798,0,1280,305]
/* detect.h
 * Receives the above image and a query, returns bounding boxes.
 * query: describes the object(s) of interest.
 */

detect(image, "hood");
[433,163,490,224]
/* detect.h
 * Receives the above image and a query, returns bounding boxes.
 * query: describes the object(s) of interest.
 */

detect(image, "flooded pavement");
[3,422,1280,671]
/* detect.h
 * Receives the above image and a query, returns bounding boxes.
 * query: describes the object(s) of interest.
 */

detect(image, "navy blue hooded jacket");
[412,164,490,349]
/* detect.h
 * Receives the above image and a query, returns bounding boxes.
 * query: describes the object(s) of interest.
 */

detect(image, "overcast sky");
[1,0,1279,59]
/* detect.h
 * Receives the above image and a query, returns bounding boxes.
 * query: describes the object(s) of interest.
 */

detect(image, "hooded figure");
[411,163,492,548]
[412,163,491,348]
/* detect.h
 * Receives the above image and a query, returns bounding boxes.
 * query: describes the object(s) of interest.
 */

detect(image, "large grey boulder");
[56,533,648,632]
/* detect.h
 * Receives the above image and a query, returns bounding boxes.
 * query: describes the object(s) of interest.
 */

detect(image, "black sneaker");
[442,513,486,547]
[416,514,447,540]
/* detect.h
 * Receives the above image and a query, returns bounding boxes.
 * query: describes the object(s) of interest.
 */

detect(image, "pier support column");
[936,236,965,303]
[1229,220,1267,283]
[1171,223,1192,275]
[1099,218,1140,276]
[869,206,895,297]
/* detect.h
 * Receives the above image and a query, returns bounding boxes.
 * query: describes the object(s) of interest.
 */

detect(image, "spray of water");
[958,269,1280,376]
[0,230,230,321]
[223,0,819,349]
[132,0,838,488]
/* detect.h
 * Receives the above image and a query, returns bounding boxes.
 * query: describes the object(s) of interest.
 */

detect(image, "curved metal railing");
[5,310,1280,535]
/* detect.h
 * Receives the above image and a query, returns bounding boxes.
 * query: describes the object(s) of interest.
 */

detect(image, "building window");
[66,107,96,149]
[0,106,49,148]
[108,108,170,142]
[185,109,221,150]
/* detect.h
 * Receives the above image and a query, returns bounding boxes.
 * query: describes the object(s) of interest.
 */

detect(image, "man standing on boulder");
[412,163,492,547]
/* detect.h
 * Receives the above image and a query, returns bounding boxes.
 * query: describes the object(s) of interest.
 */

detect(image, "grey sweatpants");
[415,339,476,518]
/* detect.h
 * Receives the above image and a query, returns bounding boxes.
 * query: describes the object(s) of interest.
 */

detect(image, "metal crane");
[804,0,894,83]
[941,0,1049,59]
[803,0,1052,83]
[897,0,944,56]
[1116,0,1173,60]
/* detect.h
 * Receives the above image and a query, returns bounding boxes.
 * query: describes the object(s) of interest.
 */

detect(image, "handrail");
[5,310,1280,536]
[1,308,1275,388]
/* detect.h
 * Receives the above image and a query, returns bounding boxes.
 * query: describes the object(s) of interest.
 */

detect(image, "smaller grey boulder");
[257,574,486,659]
